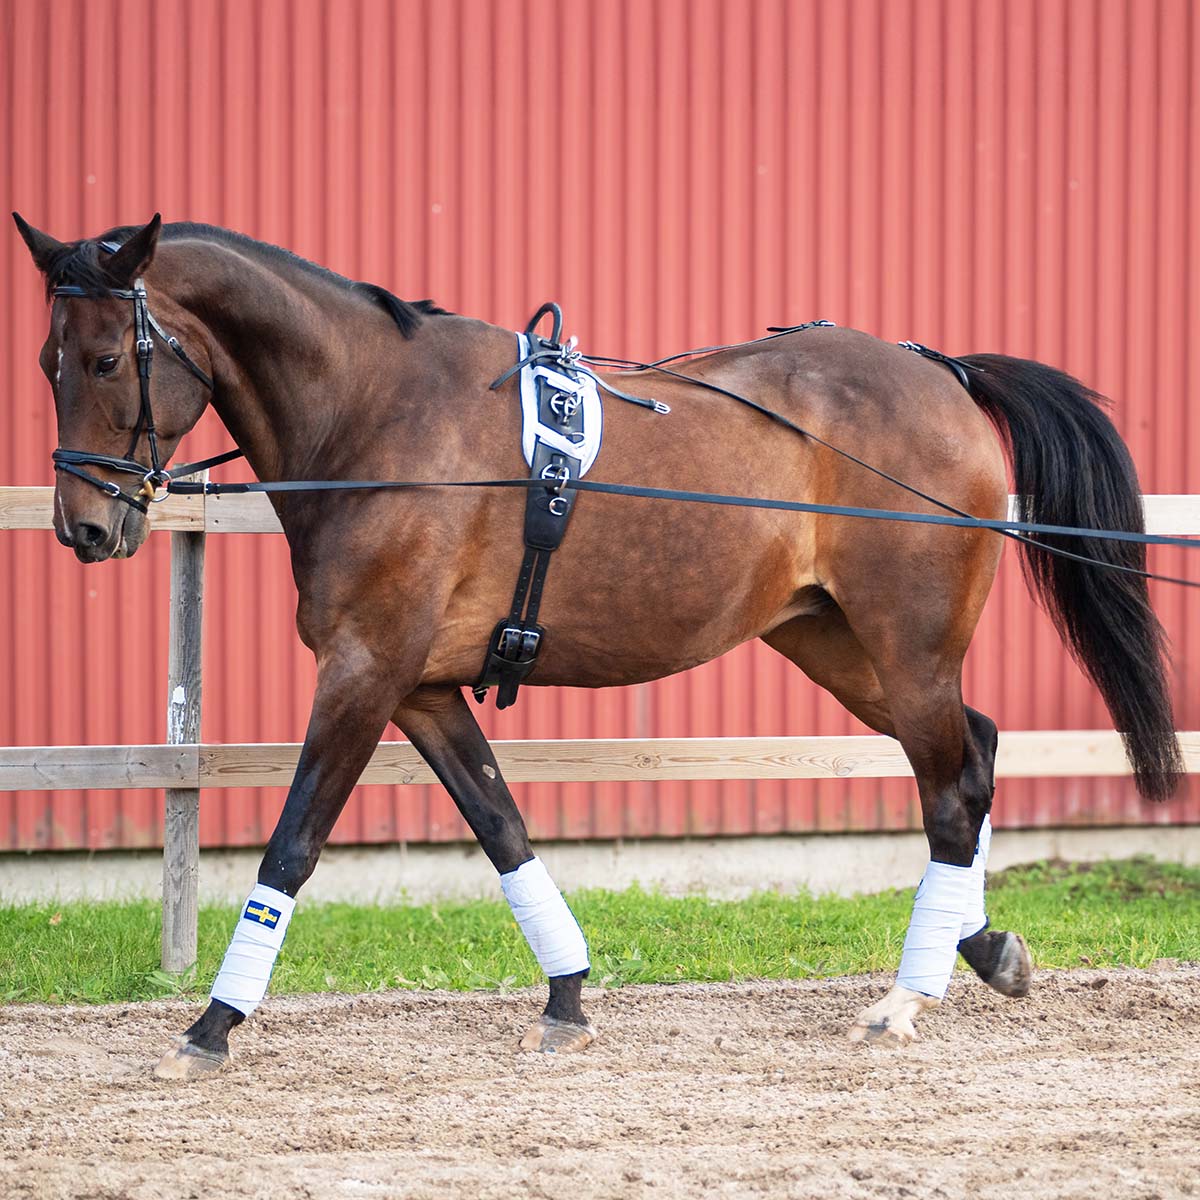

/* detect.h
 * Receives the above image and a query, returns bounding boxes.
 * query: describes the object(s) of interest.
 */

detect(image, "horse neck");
[161,241,393,482]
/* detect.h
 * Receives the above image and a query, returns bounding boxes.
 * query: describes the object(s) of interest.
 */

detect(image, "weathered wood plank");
[200,741,438,787]
[1141,495,1200,536]
[204,490,282,533]
[0,745,197,790]
[0,487,57,530]
[0,486,205,531]
[6,731,1200,792]
[162,525,205,973]
[996,730,1200,776]
[200,736,914,788]
[1001,494,1200,535]
[197,731,1200,788]
[489,737,915,782]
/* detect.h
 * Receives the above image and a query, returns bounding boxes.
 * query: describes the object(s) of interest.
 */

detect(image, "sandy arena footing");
[1,968,1198,1199]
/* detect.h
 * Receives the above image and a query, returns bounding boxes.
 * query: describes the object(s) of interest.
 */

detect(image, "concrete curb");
[2,825,1198,904]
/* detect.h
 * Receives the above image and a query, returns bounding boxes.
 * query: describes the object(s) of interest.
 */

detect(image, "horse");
[13,213,1180,1078]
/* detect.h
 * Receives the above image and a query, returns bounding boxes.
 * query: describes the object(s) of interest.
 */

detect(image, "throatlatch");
[474,304,607,709]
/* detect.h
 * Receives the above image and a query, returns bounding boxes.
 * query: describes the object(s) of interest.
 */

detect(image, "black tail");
[960,353,1182,801]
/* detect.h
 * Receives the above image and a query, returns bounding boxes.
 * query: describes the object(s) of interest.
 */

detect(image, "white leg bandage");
[210,884,296,1016]
[896,860,975,1000]
[959,815,993,940]
[501,857,589,977]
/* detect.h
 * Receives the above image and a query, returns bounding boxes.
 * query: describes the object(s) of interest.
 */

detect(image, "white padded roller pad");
[210,883,296,1016]
[501,857,590,977]
[896,861,975,1000]
[959,815,993,941]
[516,332,602,475]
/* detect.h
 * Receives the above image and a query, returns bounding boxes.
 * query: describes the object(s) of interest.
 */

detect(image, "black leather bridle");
[50,243,215,515]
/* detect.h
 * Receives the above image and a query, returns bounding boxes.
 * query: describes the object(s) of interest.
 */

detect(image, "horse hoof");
[153,1037,228,1080]
[519,1015,596,1054]
[848,985,938,1047]
[987,931,1033,998]
[848,1022,912,1047]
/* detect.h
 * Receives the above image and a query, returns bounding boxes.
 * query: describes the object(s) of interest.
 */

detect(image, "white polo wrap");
[896,860,975,999]
[500,857,589,977]
[210,884,296,1016]
[959,815,993,940]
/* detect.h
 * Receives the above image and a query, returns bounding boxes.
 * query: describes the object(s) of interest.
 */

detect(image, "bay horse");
[13,215,1180,1077]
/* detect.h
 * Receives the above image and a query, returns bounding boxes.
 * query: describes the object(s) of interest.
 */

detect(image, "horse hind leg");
[954,707,1032,1000]
[764,611,939,1042]
[763,608,1030,1044]
[843,671,992,1044]
[394,686,595,1054]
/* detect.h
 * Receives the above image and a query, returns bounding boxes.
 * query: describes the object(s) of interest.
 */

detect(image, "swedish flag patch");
[243,900,282,928]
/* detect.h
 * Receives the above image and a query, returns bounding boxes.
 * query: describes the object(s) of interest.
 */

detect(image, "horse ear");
[12,212,67,274]
[105,214,163,284]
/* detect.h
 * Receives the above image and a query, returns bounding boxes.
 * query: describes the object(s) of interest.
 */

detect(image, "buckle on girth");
[473,618,545,709]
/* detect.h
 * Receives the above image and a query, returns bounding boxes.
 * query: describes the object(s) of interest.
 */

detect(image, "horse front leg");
[154,640,401,1079]
[395,686,595,1053]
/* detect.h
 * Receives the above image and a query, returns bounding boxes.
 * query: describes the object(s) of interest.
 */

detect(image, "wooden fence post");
[161,481,206,973]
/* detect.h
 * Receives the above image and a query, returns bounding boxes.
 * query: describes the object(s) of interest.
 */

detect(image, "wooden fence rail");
[4,730,1200,792]
[3,486,1198,971]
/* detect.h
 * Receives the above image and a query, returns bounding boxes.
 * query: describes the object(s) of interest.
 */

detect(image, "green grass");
[0,857,1196,1004]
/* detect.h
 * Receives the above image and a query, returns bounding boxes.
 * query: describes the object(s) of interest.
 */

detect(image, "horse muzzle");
[60,506,147,563]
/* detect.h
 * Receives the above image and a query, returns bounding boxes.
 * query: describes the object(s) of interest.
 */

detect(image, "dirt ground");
[0,969,1197,1200]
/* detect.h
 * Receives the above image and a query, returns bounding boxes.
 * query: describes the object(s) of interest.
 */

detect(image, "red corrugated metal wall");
[2,0,1198,851]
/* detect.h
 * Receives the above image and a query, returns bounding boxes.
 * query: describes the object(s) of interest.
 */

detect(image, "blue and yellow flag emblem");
[243,900,282,928]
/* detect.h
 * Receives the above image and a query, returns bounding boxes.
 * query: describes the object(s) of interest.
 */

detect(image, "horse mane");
[41,222,448,340]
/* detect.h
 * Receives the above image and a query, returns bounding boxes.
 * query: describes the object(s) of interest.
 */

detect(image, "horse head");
[13,213,213,562]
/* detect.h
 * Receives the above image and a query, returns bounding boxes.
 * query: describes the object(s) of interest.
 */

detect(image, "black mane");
[42,221,448,340]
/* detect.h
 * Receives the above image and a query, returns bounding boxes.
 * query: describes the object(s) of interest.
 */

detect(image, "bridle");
[50,242,214,515]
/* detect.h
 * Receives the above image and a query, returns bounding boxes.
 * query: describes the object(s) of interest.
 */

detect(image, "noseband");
[50,245,213,514]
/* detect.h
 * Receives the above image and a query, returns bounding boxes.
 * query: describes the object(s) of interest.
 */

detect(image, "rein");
[47,282,1200,587]
[165,472,1200,549]
[164,475,1200,585]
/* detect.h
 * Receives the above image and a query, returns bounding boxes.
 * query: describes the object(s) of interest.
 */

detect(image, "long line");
[167,474,1200,589]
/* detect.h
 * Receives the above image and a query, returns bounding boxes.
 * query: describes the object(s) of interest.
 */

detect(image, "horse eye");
[95,355,119,376]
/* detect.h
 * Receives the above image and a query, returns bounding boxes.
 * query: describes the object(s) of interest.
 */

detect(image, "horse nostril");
[73,521,108,548]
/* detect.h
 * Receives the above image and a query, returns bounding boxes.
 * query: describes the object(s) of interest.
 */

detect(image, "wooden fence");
[2,485,1199,972]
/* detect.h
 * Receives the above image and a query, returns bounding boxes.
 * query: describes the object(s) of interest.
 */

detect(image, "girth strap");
[473,547,554,709]
[473,306,592,709]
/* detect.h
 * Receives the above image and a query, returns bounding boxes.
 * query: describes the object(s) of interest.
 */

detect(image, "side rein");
[50,243,217,514]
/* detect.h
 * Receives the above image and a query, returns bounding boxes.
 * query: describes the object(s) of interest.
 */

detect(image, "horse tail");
[957,352,1182,801]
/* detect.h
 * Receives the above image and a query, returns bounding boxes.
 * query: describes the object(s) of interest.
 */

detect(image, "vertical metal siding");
[2,0,1197,851]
